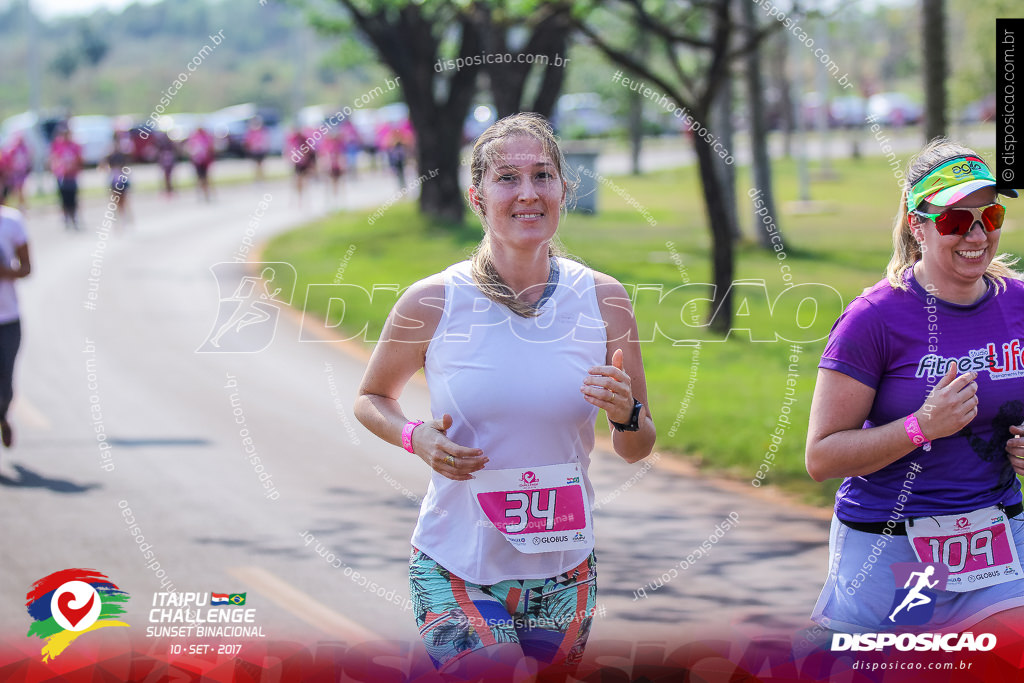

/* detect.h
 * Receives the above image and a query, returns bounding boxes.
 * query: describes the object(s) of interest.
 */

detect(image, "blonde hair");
[468,113,578,318]
[886,137,1021,291]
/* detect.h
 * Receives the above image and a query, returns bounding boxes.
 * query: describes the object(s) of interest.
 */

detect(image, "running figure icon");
[198,262,296,353]
[889,565,939,622]
[209,267,283,347]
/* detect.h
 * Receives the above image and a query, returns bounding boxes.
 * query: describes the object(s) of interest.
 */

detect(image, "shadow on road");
[108,438,212,447]
[0,464,101,493]
[192,536,307,559]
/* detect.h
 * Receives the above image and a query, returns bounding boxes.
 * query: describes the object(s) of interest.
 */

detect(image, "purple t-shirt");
[821,270,1024,523]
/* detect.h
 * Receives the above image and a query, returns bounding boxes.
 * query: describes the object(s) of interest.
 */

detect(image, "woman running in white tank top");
[355,113,656,680]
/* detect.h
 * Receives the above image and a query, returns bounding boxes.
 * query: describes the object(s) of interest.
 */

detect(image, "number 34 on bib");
[470,463,594,554]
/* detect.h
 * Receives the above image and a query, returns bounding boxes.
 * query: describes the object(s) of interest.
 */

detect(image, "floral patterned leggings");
[409,548,597,671]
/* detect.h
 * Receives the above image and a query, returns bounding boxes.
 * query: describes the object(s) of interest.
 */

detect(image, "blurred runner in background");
[285,127,315,205]
[245,116,270,183]
[0,204,30,452]
[49,127,83,230]
[2,134,32,212]
[322,129,346,203]
[187,126,215,202]
[156,132,177,198]
[103,131,133,228]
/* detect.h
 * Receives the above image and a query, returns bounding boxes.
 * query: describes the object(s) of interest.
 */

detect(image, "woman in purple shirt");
[806,139,1024,633]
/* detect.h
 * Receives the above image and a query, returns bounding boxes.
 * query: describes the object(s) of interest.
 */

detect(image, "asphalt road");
[0,143,900,669]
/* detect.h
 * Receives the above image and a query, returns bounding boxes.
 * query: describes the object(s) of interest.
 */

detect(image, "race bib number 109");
[908,506,1024,592]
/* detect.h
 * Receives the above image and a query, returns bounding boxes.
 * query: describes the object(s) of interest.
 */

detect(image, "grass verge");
[265,149,1020,506]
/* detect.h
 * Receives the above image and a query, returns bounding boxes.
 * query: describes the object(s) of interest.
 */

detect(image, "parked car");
[798,91,849,129]
[157,113,203,143]
[553,93,618,139]
[348,108,378,153]
[208,103,283,157]
[959,95,996,124]
[106,115,159,163]
[67,115,115,166]
[156,113,204,158]
[347,104,411,155]
[830,96,868,128]
[0,110,62,172]
[866,92,922,126]
[296,104,330,130]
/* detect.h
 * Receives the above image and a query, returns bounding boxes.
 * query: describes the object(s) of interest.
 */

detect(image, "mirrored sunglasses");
[913,203,1005,236]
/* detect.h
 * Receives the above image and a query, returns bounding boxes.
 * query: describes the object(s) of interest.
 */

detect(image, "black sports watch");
[610,399,644,432]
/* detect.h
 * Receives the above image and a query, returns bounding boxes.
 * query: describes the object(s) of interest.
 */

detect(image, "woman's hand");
[1007,425,1024,476]
[581,348,634,424]
[915,364,979,441]
[412,413,487,481]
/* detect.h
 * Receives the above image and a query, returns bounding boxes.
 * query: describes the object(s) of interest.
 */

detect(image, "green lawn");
[265,149,1022,506]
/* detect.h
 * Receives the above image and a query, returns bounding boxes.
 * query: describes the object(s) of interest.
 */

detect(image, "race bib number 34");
[908,506,1023,592]
[470,463,593,554]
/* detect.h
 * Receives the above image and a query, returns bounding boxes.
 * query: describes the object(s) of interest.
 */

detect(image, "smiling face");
[911,186,1000,292]
[470,135,565,253]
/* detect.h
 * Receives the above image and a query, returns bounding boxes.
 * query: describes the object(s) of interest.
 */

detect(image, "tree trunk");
[336,2,481,225]
[711,78,740,241]
[404,40,478,224]
[814,20,833,178]
[570,0,743,334]
[527,9,570,119]
[773,31,794,159]
[481,5,572,120]
[628,91,643,176]
[692,127,735,335]
[743,0,780,248]
[483,27,527,119]
[922,0,947,140]
[413,115,466,224]
[531,60,566,120]
[627,22,648,176]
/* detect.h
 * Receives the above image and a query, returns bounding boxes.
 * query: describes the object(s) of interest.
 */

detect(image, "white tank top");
[412,257,607,584]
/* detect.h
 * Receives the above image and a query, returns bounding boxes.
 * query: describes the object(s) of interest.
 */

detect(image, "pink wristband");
[904,414,932,452]
[401,420,424,453]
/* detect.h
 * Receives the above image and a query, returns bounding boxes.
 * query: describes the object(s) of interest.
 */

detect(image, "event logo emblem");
[25,569,130,661]
[197,263,296,353]
[885,562,948,626]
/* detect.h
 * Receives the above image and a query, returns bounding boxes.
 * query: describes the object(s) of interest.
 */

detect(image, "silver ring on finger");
[445,454,456,467]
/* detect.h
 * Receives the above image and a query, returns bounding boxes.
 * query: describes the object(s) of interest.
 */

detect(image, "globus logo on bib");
[533,535,569,545]
[831,632,996,652]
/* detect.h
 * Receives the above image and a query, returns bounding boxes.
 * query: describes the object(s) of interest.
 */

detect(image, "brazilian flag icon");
[228,593,246,606]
